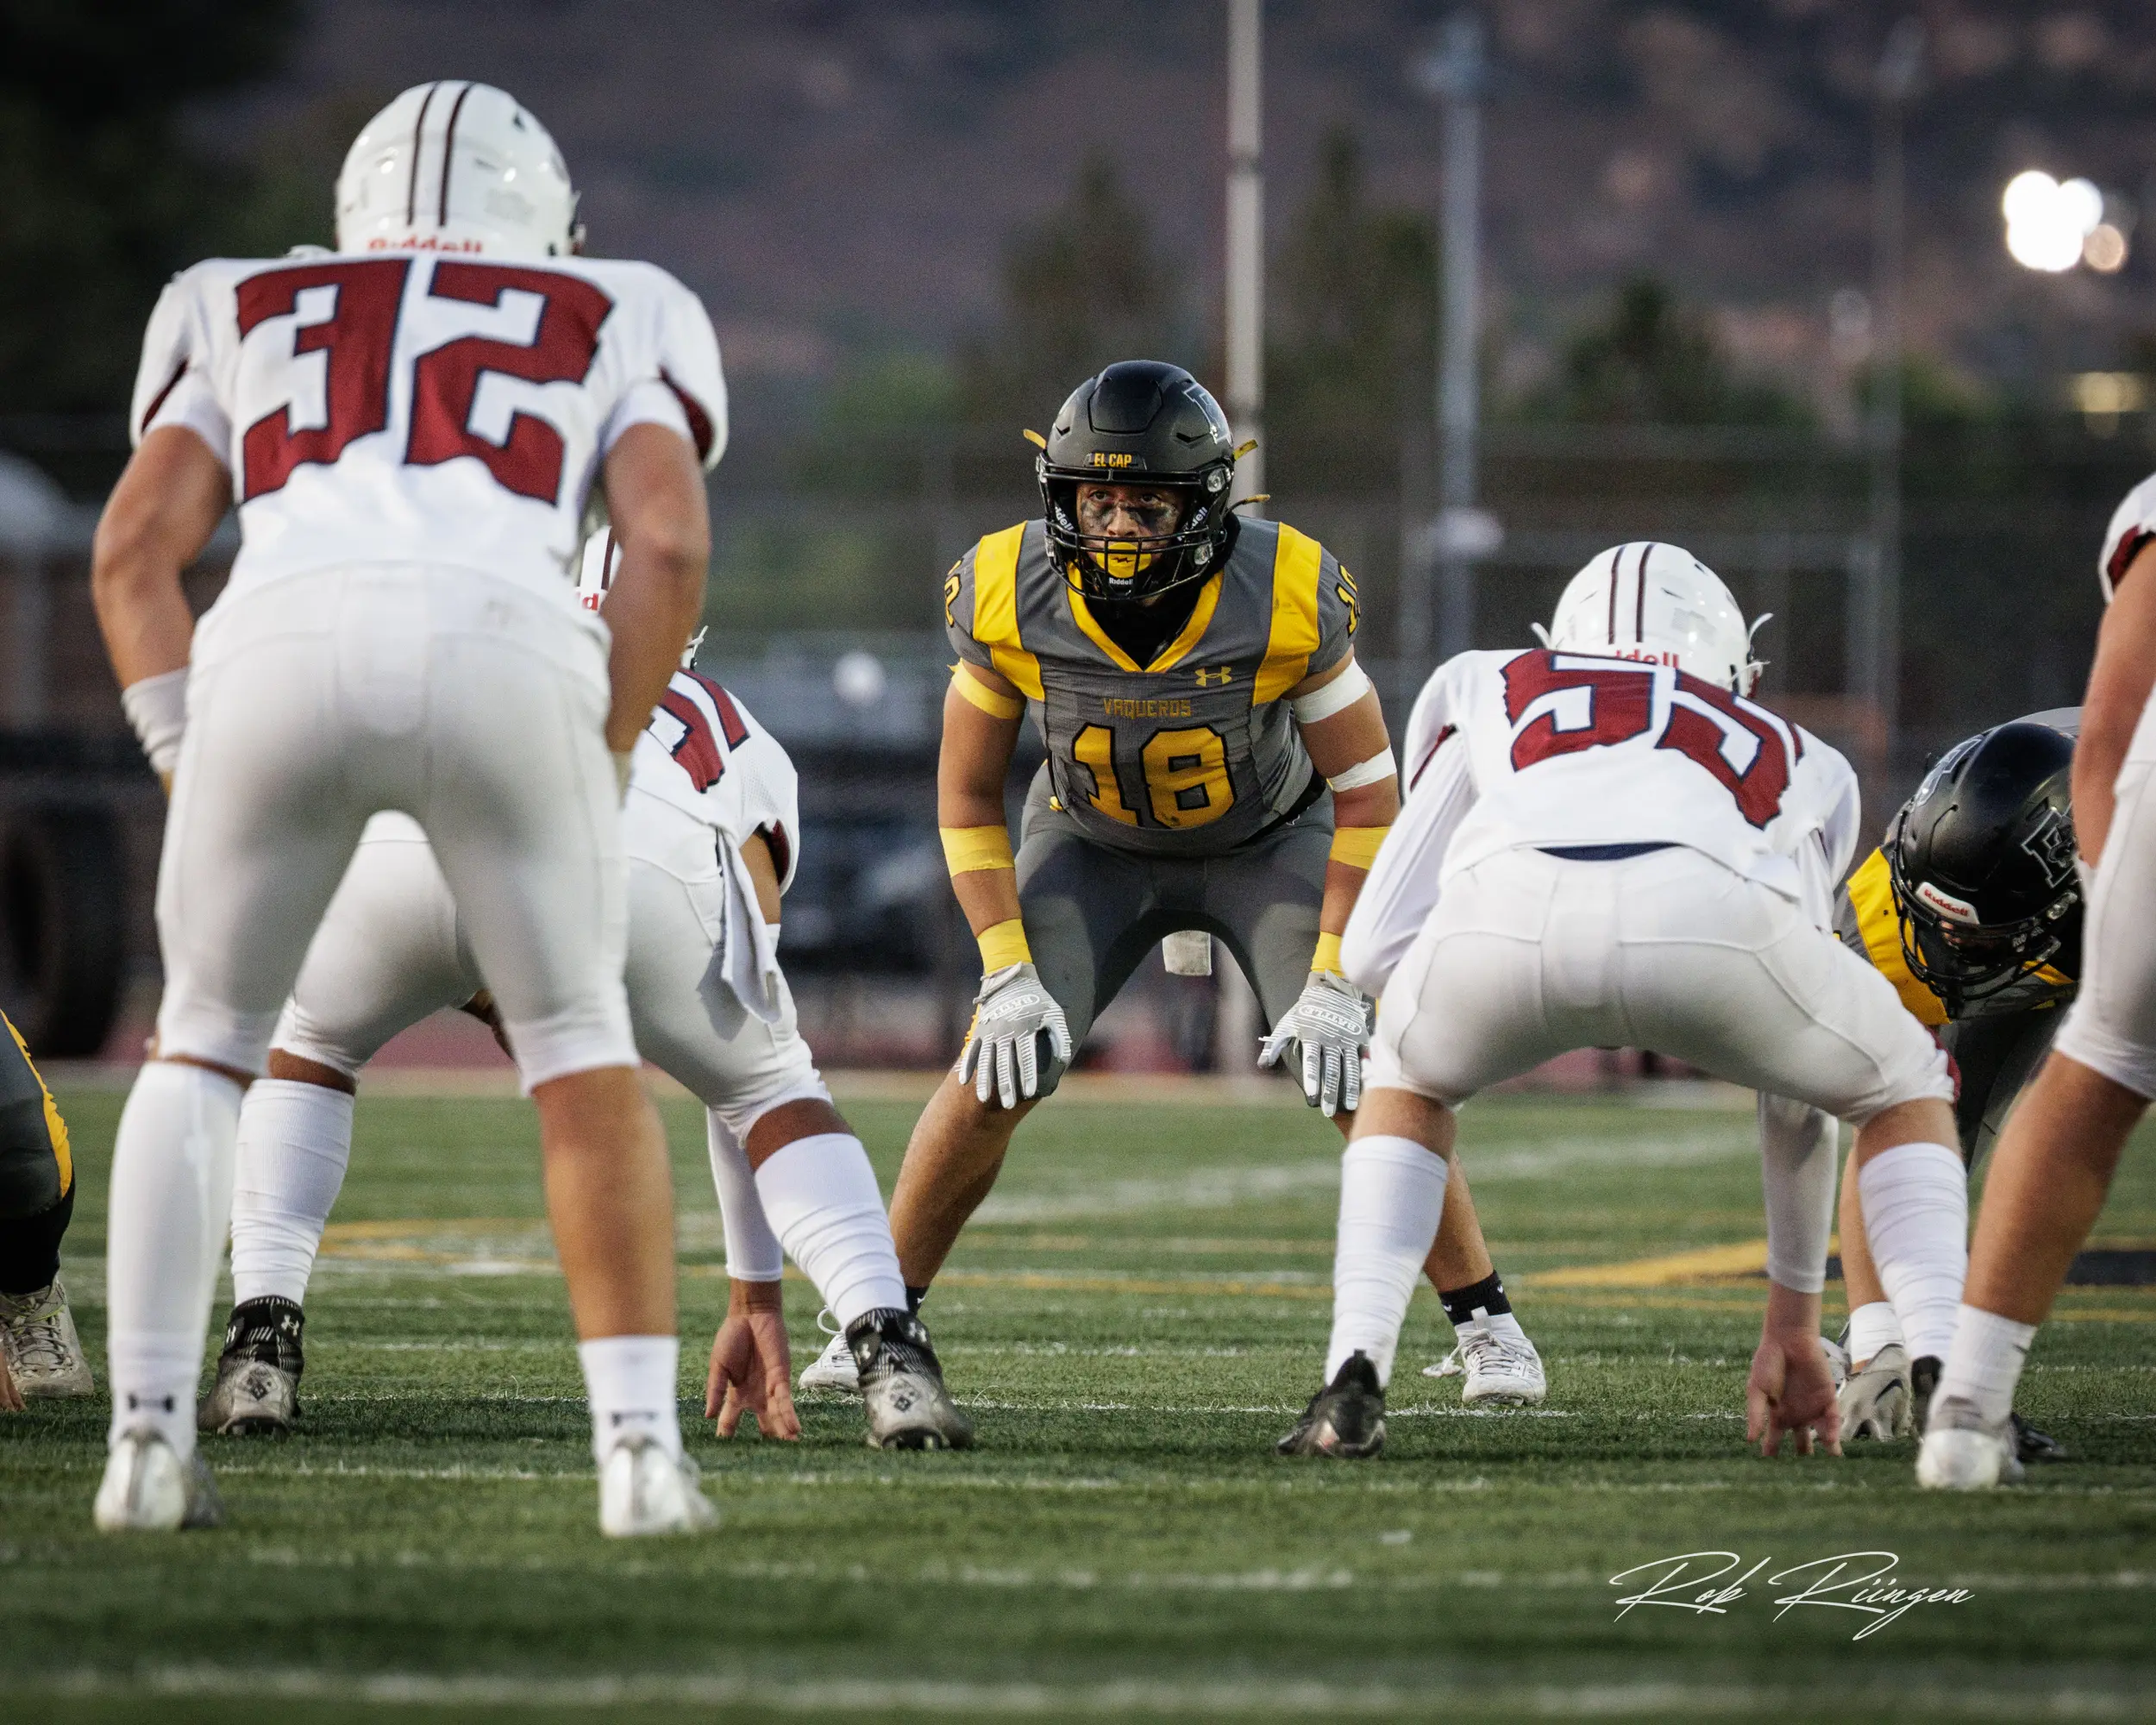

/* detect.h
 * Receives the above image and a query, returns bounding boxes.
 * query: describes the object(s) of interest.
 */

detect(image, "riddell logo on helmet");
[1596,646,1681,669]
[367,235,486,253]
[1915,879,1980,925]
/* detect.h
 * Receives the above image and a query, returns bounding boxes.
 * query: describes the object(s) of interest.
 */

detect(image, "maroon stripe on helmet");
[436,81,473,229]
[1606,545,1624,643]
[137,358,189,437]
[1634,542,1650,642]
[404,82,442,226]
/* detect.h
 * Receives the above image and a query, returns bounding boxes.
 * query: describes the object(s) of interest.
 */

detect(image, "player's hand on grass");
[1745,1326,1842,1458]
[958,963,1072,1109]
[0,1349,22,1414]
[706,1278,799,1440]
[1257,969,1374,1116]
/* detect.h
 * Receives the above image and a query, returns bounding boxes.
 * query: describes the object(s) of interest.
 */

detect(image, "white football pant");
[2054,689,2156,1098]
[1369,846,1953,1118]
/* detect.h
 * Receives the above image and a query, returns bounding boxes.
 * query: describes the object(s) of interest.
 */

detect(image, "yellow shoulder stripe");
[1255,523,1325,704]
[951,663,1025,719]
[968,524,1044,702]
[4,1013,69,1198]
[1846,849,1949,1028]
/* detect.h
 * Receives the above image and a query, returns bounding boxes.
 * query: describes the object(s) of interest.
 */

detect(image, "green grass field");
[5,1080,2155,1722]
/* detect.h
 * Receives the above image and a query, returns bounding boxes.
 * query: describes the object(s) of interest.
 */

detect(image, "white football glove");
[1258,969,1374,1117]
[957,963,1073,1110]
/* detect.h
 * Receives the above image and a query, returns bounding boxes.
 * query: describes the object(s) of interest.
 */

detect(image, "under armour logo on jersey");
[1194,666,1234,688]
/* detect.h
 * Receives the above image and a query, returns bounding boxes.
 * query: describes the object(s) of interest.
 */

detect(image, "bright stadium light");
[2002,170,2104,273]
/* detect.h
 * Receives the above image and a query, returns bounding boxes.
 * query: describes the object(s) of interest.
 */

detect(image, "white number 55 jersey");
[129,250,727,601]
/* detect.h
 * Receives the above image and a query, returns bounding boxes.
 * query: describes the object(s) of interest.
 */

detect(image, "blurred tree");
[956,154,1192,430]
[1267,128,1436,485]
[798,351,960,497]
[1526,277,1808,427]
[0,0,302,415]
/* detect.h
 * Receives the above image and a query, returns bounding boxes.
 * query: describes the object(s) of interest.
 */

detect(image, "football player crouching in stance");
[197,531,971,1464]
[1797,713,2079,1465]
[0,1009,94,1408]
[93,83,719,1534]
[1917,476,2156,1490]
[1282,543,1969,1460]
[796,361,1543,1409]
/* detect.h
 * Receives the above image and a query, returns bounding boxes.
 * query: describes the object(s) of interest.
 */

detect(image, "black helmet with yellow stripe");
[1889,718,2081,1016]
[1033,361,1242,604]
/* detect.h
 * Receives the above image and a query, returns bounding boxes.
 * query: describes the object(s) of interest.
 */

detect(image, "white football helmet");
[577,529,705,667]
[1537,541,1767,695]
[335,81,580,260]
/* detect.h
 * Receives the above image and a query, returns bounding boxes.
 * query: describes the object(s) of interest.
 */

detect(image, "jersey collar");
[1066,573,1224,674]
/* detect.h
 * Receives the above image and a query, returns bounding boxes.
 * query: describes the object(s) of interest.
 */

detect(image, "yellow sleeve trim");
[941,825,1015,875]
[1254,523,1326,704]
[969,524,1045,702]
[1312,931,1345,976]
[951,664,1025,720]
[3,1013,69,1198]
[977,917,1032,970]
[1846,849,1949,1028]
[1328,825,1390,872]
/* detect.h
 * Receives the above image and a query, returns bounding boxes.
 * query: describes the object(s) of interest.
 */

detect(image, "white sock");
[752,1132,907,1330]
[1324,1136,1450,1388]
[1935,1304,2038,1427]
[578,1334,681,1464]
[1857,1141,1968,1362]
[1846,1300,1902,1364]
[104,1063,245,1458]
[229,1079,356,1307]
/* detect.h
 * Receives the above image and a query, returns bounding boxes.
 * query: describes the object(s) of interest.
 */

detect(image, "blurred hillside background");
[5,0,2156,1067]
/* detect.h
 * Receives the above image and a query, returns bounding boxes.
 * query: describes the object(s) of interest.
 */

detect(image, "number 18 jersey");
[1400,648,1860,906]
[129,250,727,603]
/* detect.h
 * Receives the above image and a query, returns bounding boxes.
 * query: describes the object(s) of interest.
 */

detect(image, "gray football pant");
[1014,770,1331,1094]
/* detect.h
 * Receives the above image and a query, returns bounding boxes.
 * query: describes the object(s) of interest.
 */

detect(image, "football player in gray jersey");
[798,361,1545,1410]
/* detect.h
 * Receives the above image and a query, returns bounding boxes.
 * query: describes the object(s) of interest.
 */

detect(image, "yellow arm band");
[1312,932,1345,976]
[951,664,1026,720]
[941,825,1014,875]
[976,917,1032,970]
[1328,825,1390,871]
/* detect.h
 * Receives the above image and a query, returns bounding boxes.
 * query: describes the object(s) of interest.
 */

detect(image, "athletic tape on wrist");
[121,668,187,778]
[1289,660,1372,724]
[976,917,1031,970]
[1328,825,1389,871]
[1312,931,1345,975]
[950,664,1025,719]
[1326,747,1397,793]
[941,825,1015,875]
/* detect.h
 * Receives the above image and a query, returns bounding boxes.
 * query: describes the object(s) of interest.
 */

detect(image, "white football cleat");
[799,1309,861,1395]
[1838,1342,1915,1441]
[598,1436,718,1538]
[93,1429,224,1533]
[0,1274,94,1399]
[1451,1325,1547,1407]
[1916,1396,2024,1490]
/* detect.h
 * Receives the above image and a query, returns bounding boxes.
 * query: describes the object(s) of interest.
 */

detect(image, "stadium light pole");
[1225,0,1263,512]
[1859,17,1922,769]
[1406,13,1496,665]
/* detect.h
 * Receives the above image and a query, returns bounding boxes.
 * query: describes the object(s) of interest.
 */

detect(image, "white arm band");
[1326,747,1397,793]
[706,1111,784,1282]
[1290,660,1372,724]
[121,668,188,779]
[1758,1094,1838,1295]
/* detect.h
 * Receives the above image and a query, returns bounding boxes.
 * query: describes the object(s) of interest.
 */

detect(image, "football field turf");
[5,1081,2155,1722]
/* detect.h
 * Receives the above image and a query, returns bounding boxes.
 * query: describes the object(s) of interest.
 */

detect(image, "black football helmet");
[1035,361,1241,603]
[1888,719,2081,1016]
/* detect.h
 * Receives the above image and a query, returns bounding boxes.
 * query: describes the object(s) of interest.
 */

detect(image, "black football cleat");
[2011,1412,2067,1465]
[1277,1351,1387,1458]
[849,1308,975,1451]
[198,1297,305,1437]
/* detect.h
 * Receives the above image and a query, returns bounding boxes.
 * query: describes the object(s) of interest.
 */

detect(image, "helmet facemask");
[1043,468,1230,603]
